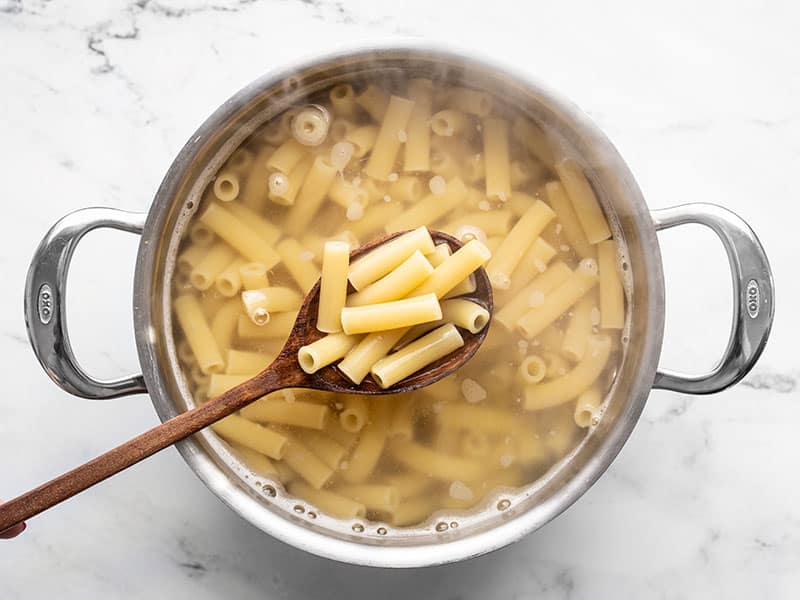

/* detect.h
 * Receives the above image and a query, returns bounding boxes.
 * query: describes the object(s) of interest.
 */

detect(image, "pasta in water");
[172,77,627,529]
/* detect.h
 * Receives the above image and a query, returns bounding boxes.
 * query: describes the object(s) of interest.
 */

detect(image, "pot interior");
[134,47,664,566]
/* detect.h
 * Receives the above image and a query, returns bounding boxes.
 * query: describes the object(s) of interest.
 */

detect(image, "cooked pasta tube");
[291,105,330,146]
[574,386,603,428]
[494,237,558,305]
[241,145,273,210]
[240,288,271,326]
[377,497,437,527]
[337,328,407,384]
[440,299,490,334]
[225,202,281,245]
[334,484,399,509]
[240,397,329,430]
[371,324,464,389]
[436,404,522,435]
[384,472,434,500]
[409,239,492,299]
[328,177,369,209]
[207,373,249,397]
[364,95,415,181]
[431,109,470,137]
[524,334,612,410]
[329,140,355,171]
[344,202,403,240]
[485,200,556,289]
[275,238,321,292]
[200,292,227,319]
[189,363,210,387]
[284,157,338,235]
[597,240,625,329]
[404,78,433,172]
[273,460,297,484]
[425,243,451,265]
[213,171,239,202]
[238,262,269,291]
[227,147,254,175]
[298,332,361,374]
[348,226,435,291]
[388,439,485,482]
[190,242,236,291]
[429,150,461,180]
[394,319,443,349]
[296,430,348,469]
[229,442,278,478]
[517,259,599,339]
[302,231,358,262]
[199,203,280,268]
[518,354,547,384]
[346,251,433,307]
[173,294,224,374]
[355,84,389,122]
[511,116,553,165]
[340,395,369,432]
[268,155,313,206]
[555,158,611,244]
[345,125,378,158]
[562,295,596,362]
[288,481,365,519]
[540,406,580,459]
[542,350,571,380]
[237,311,297,340]
[448,87,493,116]
[388,176,423,203]
[282,435,334,489]
[210,415,286,460]
[266,138,307,174]
[177,244,206,275]
[340,293,442,335]
[504,191,535,217]
[494,261,572,330]
[482,118,511,201]
[176,340,196,366]
[388,396,416,440]
[462,153,486,184]
[340,401,392,483]
[445,210,513,237]
[210,298,241,353]
[249,287,302,313]
[384,176,467,233]
[225,349,273,375]
[317,241,350,333]
[329,83,357,118]
[509,159,544,188]
[544,181,595,259]
[215,258,247,297]
[323,418,359,449]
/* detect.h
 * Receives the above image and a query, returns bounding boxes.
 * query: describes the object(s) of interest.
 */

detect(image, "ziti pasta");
[172,76,628,529]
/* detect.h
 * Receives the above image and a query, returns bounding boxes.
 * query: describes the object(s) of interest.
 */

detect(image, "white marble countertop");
[1,0,798,597]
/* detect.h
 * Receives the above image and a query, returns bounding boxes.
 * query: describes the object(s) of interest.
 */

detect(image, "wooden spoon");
[0,230,492,533]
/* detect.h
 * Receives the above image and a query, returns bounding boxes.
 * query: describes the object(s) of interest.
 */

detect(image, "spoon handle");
[0,364,294,533]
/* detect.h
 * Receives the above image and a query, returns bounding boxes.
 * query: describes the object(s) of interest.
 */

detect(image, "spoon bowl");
[0,229,492,533]
[275,229,493,395]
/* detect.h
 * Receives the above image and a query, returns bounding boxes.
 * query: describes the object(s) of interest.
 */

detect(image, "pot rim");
[133,41,665,568]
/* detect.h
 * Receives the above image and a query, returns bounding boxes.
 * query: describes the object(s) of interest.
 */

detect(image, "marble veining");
[1,0,798,598]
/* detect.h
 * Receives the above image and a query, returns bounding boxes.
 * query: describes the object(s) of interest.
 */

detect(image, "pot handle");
[651,203,774,394]
[24,207,148,399]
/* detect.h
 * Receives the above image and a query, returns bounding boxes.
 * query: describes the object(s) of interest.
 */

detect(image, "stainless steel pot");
[23,46,774,567]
